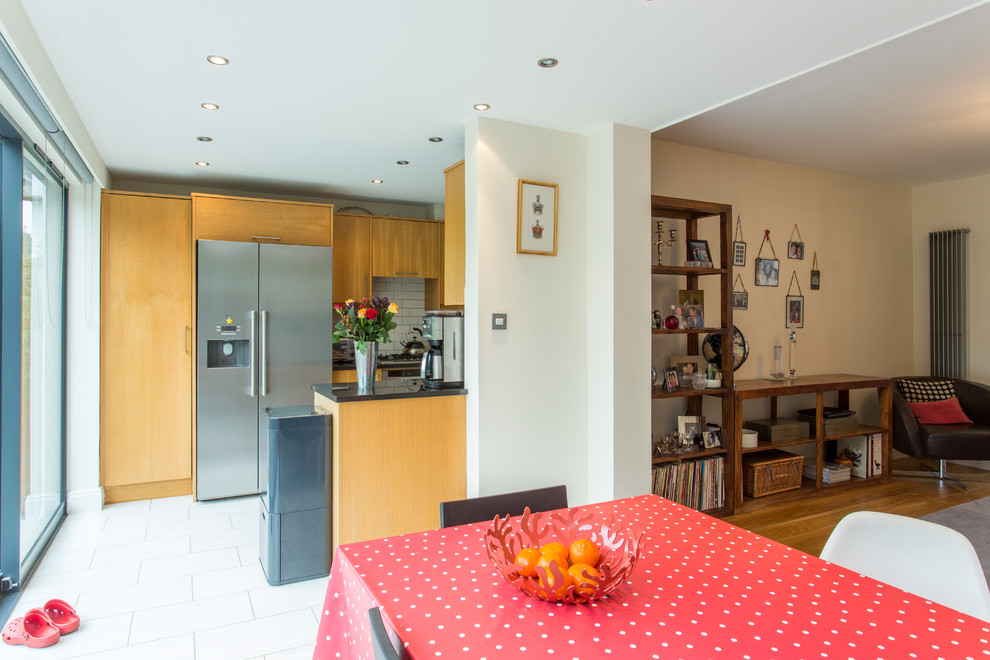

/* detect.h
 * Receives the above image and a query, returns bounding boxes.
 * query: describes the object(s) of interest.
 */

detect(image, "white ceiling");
[16,0,990,205]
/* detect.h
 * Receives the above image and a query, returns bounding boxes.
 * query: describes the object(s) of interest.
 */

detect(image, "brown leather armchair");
[893,377,990,490]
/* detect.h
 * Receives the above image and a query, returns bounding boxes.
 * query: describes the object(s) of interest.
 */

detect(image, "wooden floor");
[724,459,990,557]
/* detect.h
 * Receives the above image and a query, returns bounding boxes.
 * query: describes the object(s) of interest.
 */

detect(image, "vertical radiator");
[929,229,969,379]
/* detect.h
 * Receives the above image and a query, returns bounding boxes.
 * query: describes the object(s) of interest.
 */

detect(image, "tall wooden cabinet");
[332,214,373,303]
[441,160,465,307]
[651,195,735,516]
[101,191,193,503]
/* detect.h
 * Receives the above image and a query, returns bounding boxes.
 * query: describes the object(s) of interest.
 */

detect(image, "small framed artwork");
[678,289,704,307]
[686,239,712,264]
[681,304,704,330]
[702,431,722,449]
[755,257,779,287]
[677,415,706,443]
[732,291,749,310]
[517,179,558,256]
[811,270,821,290]
[663,367,680,393]
[733,240,746,266]
[786,295,804,328]
[669,355,705,379]
[788,241,805,260]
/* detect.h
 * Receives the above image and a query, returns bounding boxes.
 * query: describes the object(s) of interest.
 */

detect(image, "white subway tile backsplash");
[371,276,426,354]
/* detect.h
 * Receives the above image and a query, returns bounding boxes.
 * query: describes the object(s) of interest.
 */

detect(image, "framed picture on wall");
[517,179,558,255]
[786,295,805,328]
[755,257,779,286]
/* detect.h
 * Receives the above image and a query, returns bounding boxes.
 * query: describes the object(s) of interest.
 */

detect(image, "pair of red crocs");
[2,599,79,648]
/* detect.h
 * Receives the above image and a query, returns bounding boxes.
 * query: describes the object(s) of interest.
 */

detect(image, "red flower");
[365,309,378,320]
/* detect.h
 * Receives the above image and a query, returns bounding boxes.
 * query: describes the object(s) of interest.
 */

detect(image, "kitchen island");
[312,383,467,551]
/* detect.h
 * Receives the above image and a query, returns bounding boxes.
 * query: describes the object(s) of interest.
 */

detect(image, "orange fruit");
[540,541,569,562]
[569,539,600,567]
[537,554,571,600]
[568,563,601,597]
[514,547,541,578]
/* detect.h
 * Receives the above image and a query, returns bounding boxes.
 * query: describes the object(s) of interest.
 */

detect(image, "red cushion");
[908,396,974,424]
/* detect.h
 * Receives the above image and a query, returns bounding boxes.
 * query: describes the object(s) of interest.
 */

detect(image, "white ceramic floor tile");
[149,495,195,510]
[188,496,260,519]
[25,561,141,594]
[230,510,260,528]
[75,575,192,619]
[5,590,79,621]
[145,513,232,541]
[30,547,94,577]
[129,591,254,644]
[266,643,318,659]
[69,633,195,660]
[192,563,271,600]
[239,543,261,566]
[249,576,330,619]
[0,613,132,660]
[55,514,109,537]
[91,535,190,567]
[138,547,241,583]
[102,499,152,514]
[102,506,190,531]
[47,526,147,552]
[190,525,259,552]
[194,609,319,660]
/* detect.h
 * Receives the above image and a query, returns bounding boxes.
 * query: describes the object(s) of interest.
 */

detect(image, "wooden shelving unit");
[650,195,734,516]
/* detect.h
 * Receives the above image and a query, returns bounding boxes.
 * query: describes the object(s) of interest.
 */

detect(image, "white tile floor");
[2,495,327,659]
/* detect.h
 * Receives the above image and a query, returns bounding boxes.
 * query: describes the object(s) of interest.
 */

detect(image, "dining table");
[313,494,990,659]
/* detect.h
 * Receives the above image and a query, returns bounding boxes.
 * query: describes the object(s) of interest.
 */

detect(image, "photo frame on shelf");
[686,238,712,265]
[786,295,804,328]
[755,257,779,286]
[663,367,680,392]
[677,415,706,442]
[702,431,722,449]
[669,355,705,379]
[517,179,558,256]
[678,289,704,307]
[681,304,704,329]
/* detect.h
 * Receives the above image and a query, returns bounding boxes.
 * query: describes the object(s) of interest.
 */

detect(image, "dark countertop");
[312,382,468,403]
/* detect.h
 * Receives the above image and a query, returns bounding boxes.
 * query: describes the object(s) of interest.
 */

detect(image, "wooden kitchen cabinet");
[101,191,193,503]
[372,217,440,278]
[441,160,465,306]
[332,214,372,302]
[192,193,332,246]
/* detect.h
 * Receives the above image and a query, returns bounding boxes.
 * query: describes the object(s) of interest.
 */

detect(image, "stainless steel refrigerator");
[196,240,332,500]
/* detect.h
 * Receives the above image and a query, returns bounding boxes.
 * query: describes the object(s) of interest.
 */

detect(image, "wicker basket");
[742,449,803,497]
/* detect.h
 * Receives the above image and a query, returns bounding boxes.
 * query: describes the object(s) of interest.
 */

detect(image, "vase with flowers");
[332,297,398,393]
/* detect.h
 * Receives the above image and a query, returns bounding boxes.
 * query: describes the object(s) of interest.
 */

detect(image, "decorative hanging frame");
[788,224,805,260]
[754,230,779,287]
[810,251,821,290]
[785,271,804,328]
[732,274,748,310]
[733,215,746,266]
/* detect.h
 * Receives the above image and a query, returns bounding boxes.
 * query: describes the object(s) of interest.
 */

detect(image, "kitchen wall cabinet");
[332,213,372,302]
[101,191,193,503]
[371,217,440,279]
[192,193,332,246]
[441,160,465,307]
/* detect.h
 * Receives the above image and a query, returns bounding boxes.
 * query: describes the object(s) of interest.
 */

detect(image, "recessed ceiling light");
[396,160,409,165]
[207,55,229,66]
[473,103,491,111]
[197,136,213,142]
[201,102,220,110]
[372,179,383,184]
[195,161,210,167]
[538,57,558,68]
[428,137,443,143]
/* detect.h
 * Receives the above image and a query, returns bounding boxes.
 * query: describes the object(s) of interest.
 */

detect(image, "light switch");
[492,313,507,330]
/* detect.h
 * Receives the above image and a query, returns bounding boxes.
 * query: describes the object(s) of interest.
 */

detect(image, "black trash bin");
[259,405,331,586]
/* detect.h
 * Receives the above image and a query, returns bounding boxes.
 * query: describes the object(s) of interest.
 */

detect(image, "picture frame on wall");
[733,240,746,266]
[732,291,749,310]
[755,257,779,286]
[786,295,805,328]
[788,241,805,259]
[811,270,821,290]
[517,179,558,255]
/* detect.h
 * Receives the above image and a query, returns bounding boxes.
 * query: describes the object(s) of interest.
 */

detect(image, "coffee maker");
[420,310,464,389]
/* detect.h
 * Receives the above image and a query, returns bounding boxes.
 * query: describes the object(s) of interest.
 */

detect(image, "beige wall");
[651,140,914,429]
[911,174,990,384]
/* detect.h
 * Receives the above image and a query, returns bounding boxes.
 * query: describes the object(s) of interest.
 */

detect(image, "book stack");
[836,434,885,478]
[652,456,725,512]
[804,460,851,483]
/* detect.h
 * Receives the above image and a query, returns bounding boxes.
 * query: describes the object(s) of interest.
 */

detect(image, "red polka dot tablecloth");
[313,494,990,659]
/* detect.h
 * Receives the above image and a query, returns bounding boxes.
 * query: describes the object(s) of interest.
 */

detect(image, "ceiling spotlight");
[372,179,383,184]
[396,160,409,165]
[195,161,210,167]
[201,102,220,110]
[207,55,229,66]
[428,137,443,143]
[197,136,213,142]
[473,103,491,111]
[537,57,558,68]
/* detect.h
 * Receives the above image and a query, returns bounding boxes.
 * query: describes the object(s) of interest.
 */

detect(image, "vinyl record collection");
[651,456,725,512]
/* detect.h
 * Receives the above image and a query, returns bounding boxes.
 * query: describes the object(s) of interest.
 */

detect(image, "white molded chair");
[820,511,990,621]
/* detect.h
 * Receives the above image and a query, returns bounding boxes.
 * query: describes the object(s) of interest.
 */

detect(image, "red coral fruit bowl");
[485,506,642,604]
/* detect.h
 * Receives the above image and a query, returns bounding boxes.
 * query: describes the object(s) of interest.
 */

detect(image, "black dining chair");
[368,607,400,660]
[439,484,568,528]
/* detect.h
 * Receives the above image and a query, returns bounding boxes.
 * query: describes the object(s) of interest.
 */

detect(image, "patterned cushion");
[897,379,956,403]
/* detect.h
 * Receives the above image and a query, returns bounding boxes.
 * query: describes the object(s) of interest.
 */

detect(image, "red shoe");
[42,599,80,635]
[2,611,60,648]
